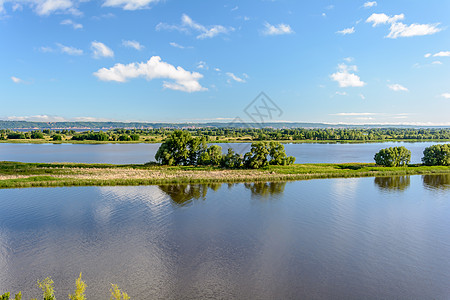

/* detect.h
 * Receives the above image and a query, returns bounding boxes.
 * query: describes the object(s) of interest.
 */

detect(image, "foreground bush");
[374,146,411,167]
[422,144,450,166]
[1,274,128,300]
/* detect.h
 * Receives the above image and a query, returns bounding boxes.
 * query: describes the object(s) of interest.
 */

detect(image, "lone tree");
[422,144,450,166]
[374,146,411,167]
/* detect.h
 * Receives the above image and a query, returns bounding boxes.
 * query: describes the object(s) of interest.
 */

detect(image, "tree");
[268,141,295,165]
[155,130,192,166]
[221,148,242,168]
[198,145,223,166]
[244,142,270,169]
[422,144,450,166]
[374,146,411,167]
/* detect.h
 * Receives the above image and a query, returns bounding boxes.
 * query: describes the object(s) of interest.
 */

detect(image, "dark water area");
[0,174,449,299]
[0,141,447,164]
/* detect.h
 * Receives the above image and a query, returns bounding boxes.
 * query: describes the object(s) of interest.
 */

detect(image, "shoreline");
[1,139,450,145]
[1,162,449,189]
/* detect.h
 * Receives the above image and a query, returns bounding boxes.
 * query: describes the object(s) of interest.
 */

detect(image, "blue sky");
[1,0,450,125]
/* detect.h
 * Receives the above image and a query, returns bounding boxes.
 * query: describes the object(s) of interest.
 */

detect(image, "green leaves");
[374,146,411,167]
[422,144,450,166]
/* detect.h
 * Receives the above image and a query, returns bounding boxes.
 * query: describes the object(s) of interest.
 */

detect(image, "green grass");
[0,161,449,189]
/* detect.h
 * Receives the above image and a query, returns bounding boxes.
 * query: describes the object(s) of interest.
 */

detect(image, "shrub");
[422,144,450,166]
[374,146,411,167]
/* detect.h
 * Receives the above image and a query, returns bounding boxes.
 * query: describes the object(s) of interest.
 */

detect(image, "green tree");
[198,145,223,166]
[244,142,270,169]
[31,131,44,139]
[422,144,450,166]
[220,148,242,168]
[51,134,62,141]
[374,146,411,167]
[268,141,296,166]
[155,130,192,166]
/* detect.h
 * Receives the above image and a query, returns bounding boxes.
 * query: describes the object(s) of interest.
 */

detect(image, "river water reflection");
[0,175,449,299]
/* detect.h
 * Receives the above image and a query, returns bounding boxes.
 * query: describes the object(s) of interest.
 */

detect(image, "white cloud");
[330,64,365,88]
[343,57,354,62]
[93,56,206,92]
[122,40,143,50]
[226,72,245,83]
[7,115,67,122]
[57,43,83,55]
[91,41,114,58]
[102,0,159,10]
[432,61,442,65]
[387,22,441,38]
[360,94,366,100]
[262,22,294,35]
[388,83,408,92]
[337,27,355,35]
[363,1,377,8]
[335,91,347,96]
[433,51,450,57]
[366,13,404,27]
[424,53,432,58]
[11,76,23,83]
[61,19,82,29]
[156,14,233,39]
[197,61,208,69]
[35,0,79,16]
[366,13,441,38]
[169,42,185,49]
[441,93,450,99]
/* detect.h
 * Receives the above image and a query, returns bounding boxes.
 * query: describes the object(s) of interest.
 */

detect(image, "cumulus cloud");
[102,0,159,10]
[11,76,23,83]
[432,51,450,57]
[57,43,83,55]
[122,40,143,50]
[330,64,365,88]
[363,1,377,8]
[441,93,450,99]
[387,22,441,38]
[0,0,82,15]
[91,41,114,58]
[337,27,355,35]
[366,13,441,38]
[366,13,405,27]
[93,56,206,92]
[388,83,408,92]
[226,72,245,83]
[61,19,82,29]
[156,14,233,39]
[262,22,294,35]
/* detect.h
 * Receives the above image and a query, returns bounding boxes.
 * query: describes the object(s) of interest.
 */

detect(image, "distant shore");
[1,161,449,189]
[1,138,450,144]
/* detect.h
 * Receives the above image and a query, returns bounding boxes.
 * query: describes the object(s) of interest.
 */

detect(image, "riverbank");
[1,161,449,189]
[1,139,450,144]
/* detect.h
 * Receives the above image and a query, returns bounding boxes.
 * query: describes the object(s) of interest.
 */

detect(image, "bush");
[7,133,25,139]
[374,146,411,167]
[51,134,62,141]
[31,131,44,139]
[422,144,450,166]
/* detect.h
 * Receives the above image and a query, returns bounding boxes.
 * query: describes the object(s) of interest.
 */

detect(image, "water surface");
[0,175,449,299]
[0,141,446,164]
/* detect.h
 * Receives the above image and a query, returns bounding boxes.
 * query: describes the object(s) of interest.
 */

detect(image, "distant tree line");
[155,130,295,168]
[374,144,450,166]
[2,127,450,142]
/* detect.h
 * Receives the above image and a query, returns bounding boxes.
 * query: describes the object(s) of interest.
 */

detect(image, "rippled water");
[0,175,449,299]
[0,141,446,164]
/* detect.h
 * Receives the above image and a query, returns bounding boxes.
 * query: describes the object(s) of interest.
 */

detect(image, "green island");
[1,131,449,189]
[1,162,449,189]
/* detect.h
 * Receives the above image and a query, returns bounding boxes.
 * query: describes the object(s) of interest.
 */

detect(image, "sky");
[1,0,450,125]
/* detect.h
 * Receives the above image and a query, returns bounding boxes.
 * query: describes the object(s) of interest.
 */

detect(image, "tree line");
[2,127,450,142]
[374,144,450,167]
[155,130,295,168]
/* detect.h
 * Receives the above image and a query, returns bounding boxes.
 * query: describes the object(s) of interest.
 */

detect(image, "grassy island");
[1,161,449,189]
